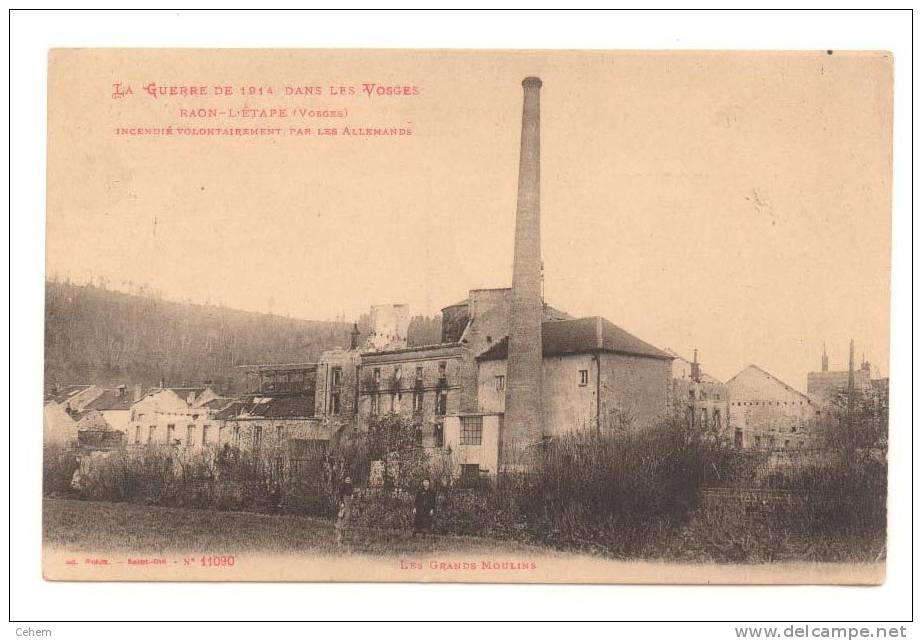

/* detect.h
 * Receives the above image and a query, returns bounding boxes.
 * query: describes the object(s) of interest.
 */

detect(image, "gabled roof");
[80,389,133,412]
[727,364,813,403]
[216,394,315,420]
[477,317,672,361]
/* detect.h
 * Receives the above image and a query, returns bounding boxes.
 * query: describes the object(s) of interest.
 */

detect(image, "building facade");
[127,386,222,448]
[666,349,731,436]
[357,343,462,448]
[57,77,679,483]
[727,365,820,450]
[43,384,104,446]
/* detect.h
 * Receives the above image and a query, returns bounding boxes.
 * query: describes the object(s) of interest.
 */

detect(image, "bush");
[42,446,80,496]
[435,487,524,538]
[43,396,887,564]
[49,444,333,517]
[349,416,731,553]
[350,488,414,531]
[504,417,728,554]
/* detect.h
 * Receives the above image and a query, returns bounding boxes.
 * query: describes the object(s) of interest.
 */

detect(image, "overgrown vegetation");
[43,442,334,517]
[44,391,887,564]
[338,414,734,556]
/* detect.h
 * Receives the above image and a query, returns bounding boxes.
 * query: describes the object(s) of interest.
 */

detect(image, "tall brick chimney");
[847,338,855,410]
[504,76,544,459]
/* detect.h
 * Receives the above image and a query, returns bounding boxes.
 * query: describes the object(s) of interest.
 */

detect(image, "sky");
[46,49,893,390]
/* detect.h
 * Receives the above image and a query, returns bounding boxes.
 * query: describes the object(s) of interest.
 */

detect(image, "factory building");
[306,77,673,477]
[96,77,674,483]
[81,76,671,480]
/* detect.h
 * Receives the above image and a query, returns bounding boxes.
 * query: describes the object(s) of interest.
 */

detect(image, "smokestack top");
[522,76,543,89]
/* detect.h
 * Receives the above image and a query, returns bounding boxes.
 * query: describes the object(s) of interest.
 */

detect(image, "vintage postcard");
[43,49,892,583]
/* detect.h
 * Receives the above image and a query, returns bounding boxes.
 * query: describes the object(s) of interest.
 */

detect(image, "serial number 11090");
[201,555,235,567]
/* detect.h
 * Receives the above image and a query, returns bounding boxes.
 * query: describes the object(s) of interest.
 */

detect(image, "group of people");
[334,476,437,547]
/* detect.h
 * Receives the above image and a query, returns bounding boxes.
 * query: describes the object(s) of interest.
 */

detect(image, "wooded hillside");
[44,281,442,393]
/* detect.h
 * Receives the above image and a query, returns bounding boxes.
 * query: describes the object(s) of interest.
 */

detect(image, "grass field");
[42,498,552,557]
[43,496,885,565]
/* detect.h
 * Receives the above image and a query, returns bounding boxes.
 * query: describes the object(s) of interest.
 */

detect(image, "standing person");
[334,475,354,548]
[412,478,436,536]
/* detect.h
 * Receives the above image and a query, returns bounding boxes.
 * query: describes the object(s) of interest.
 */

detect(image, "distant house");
[665,348,730,436]
[43,402,79,447]
[127,385,221,448]
[44,384,104,413]
[727,365,820,450]
[214,394,329,459]
[43,384,104,446]
[73,385,136,434]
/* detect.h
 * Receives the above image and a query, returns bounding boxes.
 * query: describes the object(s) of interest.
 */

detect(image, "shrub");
[42,446,80,496]
[509,416,728,553]
[72,450,128,501]
[350,488,414,531]
[52,443,332,517]
[435,487,524,539]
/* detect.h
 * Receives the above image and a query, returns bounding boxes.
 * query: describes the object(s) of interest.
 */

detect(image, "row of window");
[132,423,291,448]
[368,389,447,416]
[333,367,593,416]
[370,363,448,386]
[334,368,592,416]
[134,423,223,446]
[733,400,807,406]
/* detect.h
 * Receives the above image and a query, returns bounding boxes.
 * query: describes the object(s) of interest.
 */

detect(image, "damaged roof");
[44,384,96,404]
[80,389,134,412]
[477,317,672,362]
[215,394,316,420]
[200,397,236,411]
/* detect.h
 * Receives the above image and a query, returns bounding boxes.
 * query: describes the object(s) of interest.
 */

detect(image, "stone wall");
[597,352,672,431]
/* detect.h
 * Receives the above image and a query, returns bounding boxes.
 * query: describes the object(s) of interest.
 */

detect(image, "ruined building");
[666,348,730,435]
[216,77,675,480]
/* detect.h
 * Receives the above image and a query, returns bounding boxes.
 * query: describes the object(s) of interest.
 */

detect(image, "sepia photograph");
[38,46,895,586]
